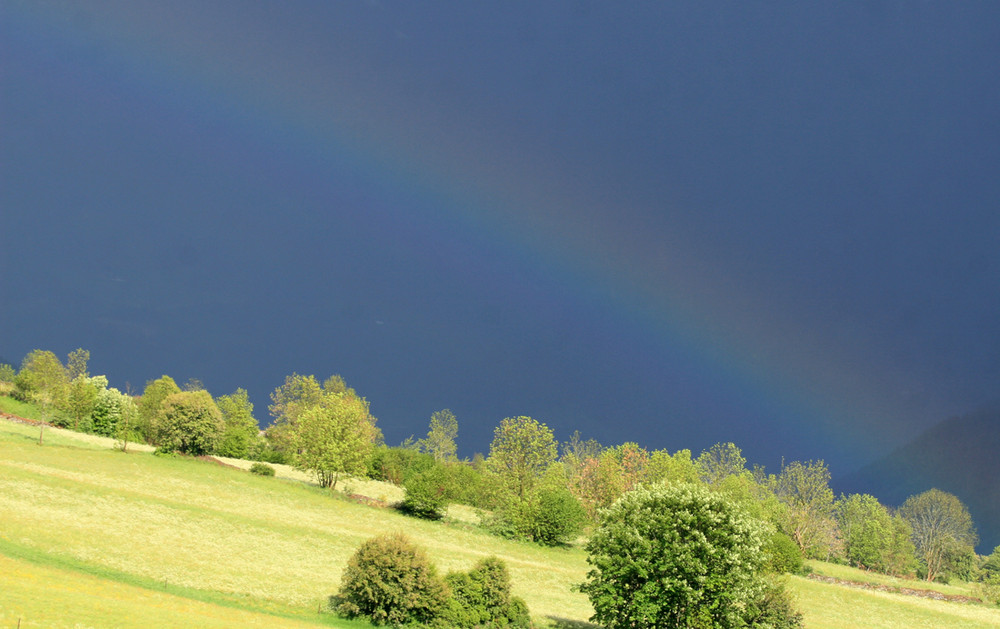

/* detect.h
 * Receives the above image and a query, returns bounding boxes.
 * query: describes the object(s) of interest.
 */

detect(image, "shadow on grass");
[546,616,600,628]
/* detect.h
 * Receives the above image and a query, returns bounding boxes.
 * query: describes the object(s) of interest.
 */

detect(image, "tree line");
[2,347,998,597]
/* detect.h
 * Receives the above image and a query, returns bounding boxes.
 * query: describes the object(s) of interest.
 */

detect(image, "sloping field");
[2,417,998,628]
[0,419,592,627]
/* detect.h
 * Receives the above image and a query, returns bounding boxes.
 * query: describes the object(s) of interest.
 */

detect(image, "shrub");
[766,530,804,574]
[974,572,1000,606]
[743,577,804,628]
[527,487,587,546]
[401,465,451,519]
[441,556,532,628]
[249,462,275,477]
[367,446,435,485]
[152,390,224,455]
[486,486,587,546]
[580,483,773,628]
[335,533,449,626]
[91,387,135,438]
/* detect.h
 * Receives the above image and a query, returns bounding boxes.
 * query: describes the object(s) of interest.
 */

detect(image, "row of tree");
[1,348,995,589]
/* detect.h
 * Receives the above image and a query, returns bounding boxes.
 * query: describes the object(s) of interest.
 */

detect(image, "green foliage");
[0,362,16,384]
[91,386,135,438]
[418,408,458,462]
[14,349,69,411]
[335,533,449,626]
[66,348,89,381]
[152,390,224,455]
[580,483,770,629]
[525,486,587,546]
[292,391,379,489]
[214,388,260,458]
[983,545,1000,578]
[401,464,452,519]
[439,461,487,508]
[766,530,805,575]
[837,494,917,576]
[773,460,840,560]
[742,576,805,629]
[484,416,575,544]
[137,376,181,443]
[269,373,323,426]
[974,571,1000,606]
[696,441,748,485]
[441,556,532,628]
[486,416,558,504]
[644,448,701,486]
[65,374,106,432]
[570,449,629,520]
[899,488,978,582]
[367,446,436,485]
[249,462,275,476]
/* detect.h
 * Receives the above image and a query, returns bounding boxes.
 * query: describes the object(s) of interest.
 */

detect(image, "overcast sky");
[3,1,999,474]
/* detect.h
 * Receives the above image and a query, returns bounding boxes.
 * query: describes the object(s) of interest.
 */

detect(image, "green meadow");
[2,417,998,628]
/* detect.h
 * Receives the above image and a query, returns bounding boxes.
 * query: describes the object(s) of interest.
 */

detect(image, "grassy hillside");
[2,417,998,628]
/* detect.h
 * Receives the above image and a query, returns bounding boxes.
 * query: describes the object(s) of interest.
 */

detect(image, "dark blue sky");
[3,1,999,475]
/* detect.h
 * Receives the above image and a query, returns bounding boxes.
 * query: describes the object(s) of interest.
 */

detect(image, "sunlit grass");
[3,416,999,628]
[807,559,975,598]
[0,551,360,628]
[0,396,51,422]
[788,575,1000,629]
[0,418,592,625]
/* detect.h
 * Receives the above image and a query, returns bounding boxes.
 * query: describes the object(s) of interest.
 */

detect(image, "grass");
[0,418,592,626]
[806,559,974,598]
[2,413,999,628]
[0,395,54,422]
[788,575,1000,629]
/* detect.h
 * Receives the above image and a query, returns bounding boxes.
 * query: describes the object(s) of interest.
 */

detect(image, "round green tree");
[335,533,448,626]
[152,390,224,455]
[580,483,768,629]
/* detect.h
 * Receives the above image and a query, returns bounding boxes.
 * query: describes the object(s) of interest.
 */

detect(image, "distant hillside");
[836,409,1000,554]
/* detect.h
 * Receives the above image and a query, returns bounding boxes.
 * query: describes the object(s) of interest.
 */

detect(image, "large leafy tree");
[66,374,106,432]
[418,408,459,462]
[14,349,69,411]
[266,373,324,456]
[293,391,379,489]
[580,483,770,628]
[772,460,840,559]
[837,493,916,576]
[152,390,224,455]
[696,441,748,485]
[137,376,181,443]
[91,386,136,438]
[486,416,557,502]
[899,488,978,582]
[214,388,260,458]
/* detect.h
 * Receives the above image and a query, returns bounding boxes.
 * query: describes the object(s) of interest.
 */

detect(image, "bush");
[486,486,588,546]
[249,462,275,477]
[527,487,587,546]
[766,530,804,574]
[401,465,451,519]
[974,572,1000,606]
[367,446,435,485]
[743,577,804,628]
[580,483,774,628]
[441,556,532,628]
[335,533,449,626]
[152,390,224,455]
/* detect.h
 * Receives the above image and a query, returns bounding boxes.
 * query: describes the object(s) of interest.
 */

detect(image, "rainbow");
[8,3,929,467]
